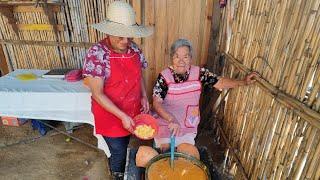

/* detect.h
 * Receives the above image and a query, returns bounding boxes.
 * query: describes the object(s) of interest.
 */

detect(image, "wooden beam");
[0,7,19,36]
[0,2,65,6]
[131,0,142,46]
[0,7,15,24]
[42,5,60,38]
[224,53,320,128]
[142,0,156,98]
[199,0,213,66]
[0,39,93,48]
[0,45,9,76]
[13,5,61,13]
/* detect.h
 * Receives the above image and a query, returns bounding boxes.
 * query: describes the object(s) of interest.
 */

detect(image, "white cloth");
[0,69,110,156]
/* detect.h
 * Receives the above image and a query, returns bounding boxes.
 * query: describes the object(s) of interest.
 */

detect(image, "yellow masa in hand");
[134,124,155,139]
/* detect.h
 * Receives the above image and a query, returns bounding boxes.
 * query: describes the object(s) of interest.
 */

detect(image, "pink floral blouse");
[82,39,147,80]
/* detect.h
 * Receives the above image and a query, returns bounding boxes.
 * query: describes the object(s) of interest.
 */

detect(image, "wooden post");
[131,0,142,46]
[42,4,61,40]
[0,45,9,76]
[0,6,19,36]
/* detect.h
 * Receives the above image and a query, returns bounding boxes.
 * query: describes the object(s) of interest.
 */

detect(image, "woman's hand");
[140,96,150,113]
[244,72,259,85]
[168,121,180,136]
[120,114,135,133]
[213,72,260,89]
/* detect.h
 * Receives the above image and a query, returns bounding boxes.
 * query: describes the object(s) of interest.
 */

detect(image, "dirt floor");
[0,120,227,180]
[0,121,111,180]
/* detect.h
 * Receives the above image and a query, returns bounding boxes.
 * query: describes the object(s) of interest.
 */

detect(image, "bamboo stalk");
[245,89,269,175]
[251,102,278,179]
[283,0,316,95]
[266,1,298,86]
[276,0,305,89]
[274,112,298,178]
[291,127,317,179]
[264,107,287,178]
[224,53,320,128]
[301,130,320,179]
[282,135,304,177]
[215,116,249,180]
[269,110,292,178]
[316,166,320,180]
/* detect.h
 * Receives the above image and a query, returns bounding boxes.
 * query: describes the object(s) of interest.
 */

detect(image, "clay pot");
[177,143,200,160]
[136,146,159,167]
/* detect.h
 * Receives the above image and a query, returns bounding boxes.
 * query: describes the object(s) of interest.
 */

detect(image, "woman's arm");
[153,96,175,122]
[87,76,135,132]
[140,74,150,113]
[213,72,258,90]
[153,96,180,136]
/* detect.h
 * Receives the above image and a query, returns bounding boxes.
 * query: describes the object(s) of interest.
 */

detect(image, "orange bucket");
[133,114,159,140]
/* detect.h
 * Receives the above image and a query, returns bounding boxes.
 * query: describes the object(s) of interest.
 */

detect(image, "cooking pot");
[145,152,211,180]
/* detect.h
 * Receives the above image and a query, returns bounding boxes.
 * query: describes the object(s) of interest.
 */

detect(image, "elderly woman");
[152,39,257,153]
[82,1,153,179]
[134,39,257,168]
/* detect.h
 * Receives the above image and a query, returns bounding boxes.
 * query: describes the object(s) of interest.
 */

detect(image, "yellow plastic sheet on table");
[16,73,38,81]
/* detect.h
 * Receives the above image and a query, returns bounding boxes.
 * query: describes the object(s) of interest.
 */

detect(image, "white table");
[0,69,110,156]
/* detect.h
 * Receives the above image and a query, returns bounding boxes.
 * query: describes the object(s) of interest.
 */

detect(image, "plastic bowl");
[133,114,158,140]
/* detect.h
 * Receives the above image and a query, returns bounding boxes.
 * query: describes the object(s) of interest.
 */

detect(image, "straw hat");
[91,1,154,38]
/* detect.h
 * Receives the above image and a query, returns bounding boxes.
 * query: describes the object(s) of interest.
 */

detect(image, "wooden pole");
[0,39,93,48]
[0,45,9,76]
[0,1,65,6]
[224,53,320,128]
[216,117,249,180]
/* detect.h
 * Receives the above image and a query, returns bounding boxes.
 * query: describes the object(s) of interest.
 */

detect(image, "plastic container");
[133,114,158,140]
[31,120,48,136]
[1,116,28,126]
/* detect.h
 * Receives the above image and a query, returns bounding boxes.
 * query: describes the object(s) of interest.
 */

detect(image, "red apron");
[92,50,142,137]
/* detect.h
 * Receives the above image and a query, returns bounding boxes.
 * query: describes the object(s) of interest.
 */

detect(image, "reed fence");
[216,0,320,179]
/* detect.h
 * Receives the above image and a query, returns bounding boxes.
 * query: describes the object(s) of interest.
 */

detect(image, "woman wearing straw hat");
[82,1,153,179]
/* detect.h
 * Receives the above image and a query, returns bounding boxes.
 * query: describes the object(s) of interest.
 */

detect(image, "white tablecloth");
[0,69,110,156]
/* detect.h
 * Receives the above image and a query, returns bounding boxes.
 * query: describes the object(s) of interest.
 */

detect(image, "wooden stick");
[0,39,94,48]
[216,117,249,179]
[0,43,9,75]
[224,53,320,128]
[0,1,65,6]
[291,127,317,179]
[316,167,320,180]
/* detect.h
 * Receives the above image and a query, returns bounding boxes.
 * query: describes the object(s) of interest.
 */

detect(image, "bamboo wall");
[217,0,320,179]
[0,0,213,96]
